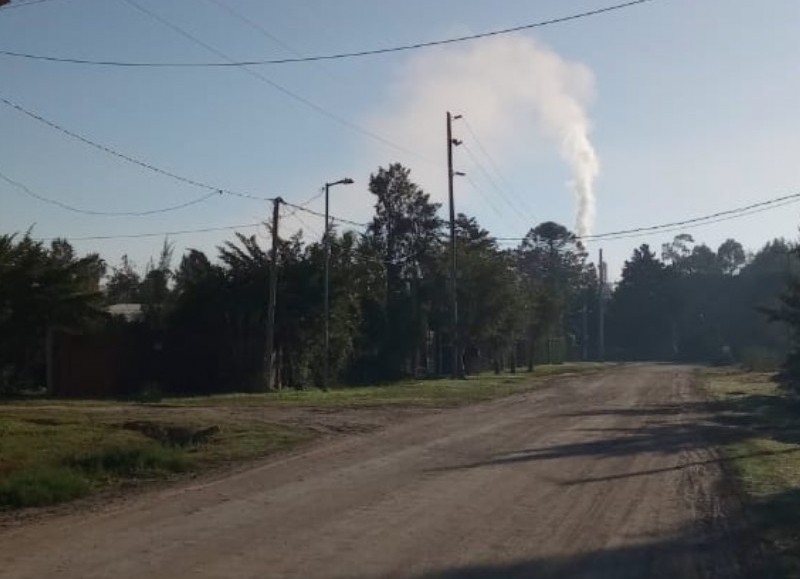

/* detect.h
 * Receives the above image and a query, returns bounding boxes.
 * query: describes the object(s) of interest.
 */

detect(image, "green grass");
[162,363,611,409]
[0,467,90,508]
[69,446,193,477]
[0,412,313,510]
[702,368,800,576]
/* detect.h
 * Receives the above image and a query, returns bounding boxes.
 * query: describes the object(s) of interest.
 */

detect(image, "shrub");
[0,467,89,508]
[69,445,192,476]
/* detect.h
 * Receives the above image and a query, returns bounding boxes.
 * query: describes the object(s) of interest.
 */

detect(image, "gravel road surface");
[0,365,750,578]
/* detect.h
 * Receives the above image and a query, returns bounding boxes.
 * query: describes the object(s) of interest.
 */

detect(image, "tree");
[105,255,141,304]
[363,163,443,378]
[139,239,174,323]
[515,222,586,367]
[717,239,746,275]
[607,244,675,360]
[661,234,695,267]
[450,214,522,373]
[0,234,105,393]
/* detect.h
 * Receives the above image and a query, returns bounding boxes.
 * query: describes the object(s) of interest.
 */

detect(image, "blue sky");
[2,0,800,279]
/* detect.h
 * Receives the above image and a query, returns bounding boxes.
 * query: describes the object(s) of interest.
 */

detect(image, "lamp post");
[323,178,353,390]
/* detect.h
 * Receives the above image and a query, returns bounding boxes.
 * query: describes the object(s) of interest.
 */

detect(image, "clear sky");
[2,0,800,279]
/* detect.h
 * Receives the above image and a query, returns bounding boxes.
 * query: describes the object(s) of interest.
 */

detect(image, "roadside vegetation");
[166,362,608,408]
[703,368,800,576]
[0,409,312,509]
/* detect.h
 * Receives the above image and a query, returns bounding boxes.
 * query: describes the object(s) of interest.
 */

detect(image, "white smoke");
[366,35,600,237]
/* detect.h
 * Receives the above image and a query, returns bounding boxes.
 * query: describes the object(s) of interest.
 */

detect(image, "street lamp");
[323,178,354,390]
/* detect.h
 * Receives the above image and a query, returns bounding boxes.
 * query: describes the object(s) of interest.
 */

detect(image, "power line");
[494,192,800,243]
[35,222,262,243]
[203,0,343,87]
[0,94,341,214]
[462,174,507,222]
[461,117,539,222]
[282,200,368,228]
[0,94,255,198]
[282,187,326,220]
[30,190,800,248]
[0,0,655,66]
[0,95,366,225]
[0,0,62,10]
[0,169,220,216]
[584,192,800,240]
[462,144,532,227]
[203,0,308,61]
[588,197,800,242]
[119,0,428,162]
[287,207,322,238]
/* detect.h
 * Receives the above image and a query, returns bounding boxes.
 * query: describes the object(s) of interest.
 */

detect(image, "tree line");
[1,163,797,396]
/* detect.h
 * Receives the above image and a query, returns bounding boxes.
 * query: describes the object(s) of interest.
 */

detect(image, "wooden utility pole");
[598,248,606,362]
[324,182,331,391]
[265,197,282,390]
[447,111,461,378]
[582,298,588,361]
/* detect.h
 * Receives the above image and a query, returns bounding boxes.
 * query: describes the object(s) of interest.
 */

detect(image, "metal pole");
[265,197,281,390]
[447,111,460,378]
[324,183,330,391]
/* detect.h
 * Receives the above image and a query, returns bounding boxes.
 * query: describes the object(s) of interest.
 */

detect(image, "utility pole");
[265,196,282,391]
[447,111,463,378]
[582,298,588,361]
[598,248,606,362]
[323,178,353,391]
[324,182,331,392]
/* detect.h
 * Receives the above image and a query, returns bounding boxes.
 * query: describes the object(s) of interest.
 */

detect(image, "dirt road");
[0,365,751,578]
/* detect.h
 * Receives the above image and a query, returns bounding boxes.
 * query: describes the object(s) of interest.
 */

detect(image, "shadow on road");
[409,492,800,579]
[419,384,800,578]
[434,388,800,473]
[354,490,800,578]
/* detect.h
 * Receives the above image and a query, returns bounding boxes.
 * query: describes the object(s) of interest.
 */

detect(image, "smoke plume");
[367,35,600,236]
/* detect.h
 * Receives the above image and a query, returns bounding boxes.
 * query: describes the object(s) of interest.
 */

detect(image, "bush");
[0,467,89,508]
[69,445,192,476]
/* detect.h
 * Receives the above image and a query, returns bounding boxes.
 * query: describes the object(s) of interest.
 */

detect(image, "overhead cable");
[495,192,800,243]
[462,117,539,222]
[35,222,262,242]
[0,169,220,216]
[119,0,428,162]
[0,0,61,10]
[0,94,253,198]
[0,0,655,67]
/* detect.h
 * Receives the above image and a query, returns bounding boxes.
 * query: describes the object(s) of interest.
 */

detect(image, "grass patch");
[0,467,89,508]
[69,446,193,478]
[702,367,800,576]
[0,411,313,511]
[162,363,611,409]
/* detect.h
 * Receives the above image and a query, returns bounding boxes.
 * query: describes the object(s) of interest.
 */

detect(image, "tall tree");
[515,222,585,367]
[607,244,675,360]
[363,163,443,378]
